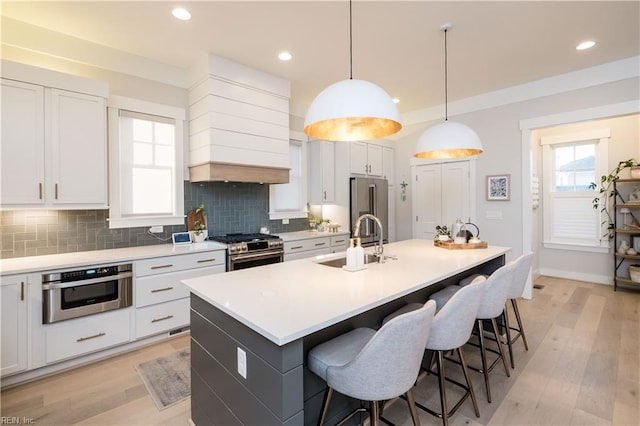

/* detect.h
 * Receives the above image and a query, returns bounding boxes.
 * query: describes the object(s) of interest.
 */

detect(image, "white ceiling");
[2,1,639,114]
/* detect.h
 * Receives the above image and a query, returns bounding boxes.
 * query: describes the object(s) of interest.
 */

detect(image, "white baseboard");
[538,268,612,286]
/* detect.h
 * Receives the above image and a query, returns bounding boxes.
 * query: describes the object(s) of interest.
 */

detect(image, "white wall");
[394,76,640,273]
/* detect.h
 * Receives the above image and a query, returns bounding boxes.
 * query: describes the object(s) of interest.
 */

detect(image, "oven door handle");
[230,250,284,262]
[42,271,133,290]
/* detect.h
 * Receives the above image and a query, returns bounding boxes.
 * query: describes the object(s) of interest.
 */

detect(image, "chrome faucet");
[353,214,385,263]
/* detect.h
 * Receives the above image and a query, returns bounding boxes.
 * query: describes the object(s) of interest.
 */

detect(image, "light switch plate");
[237,347,247,379]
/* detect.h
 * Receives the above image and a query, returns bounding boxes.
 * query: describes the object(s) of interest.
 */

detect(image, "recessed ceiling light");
[172,7,191,21]
[393,98,400,104]
[278,51,292,61]
[576,40,596,50]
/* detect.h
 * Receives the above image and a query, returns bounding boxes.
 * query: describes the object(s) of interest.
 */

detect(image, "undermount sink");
[317,253,378,268]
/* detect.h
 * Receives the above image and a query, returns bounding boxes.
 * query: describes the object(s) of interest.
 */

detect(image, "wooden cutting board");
[187,208,207,231]
[434,240,488,249]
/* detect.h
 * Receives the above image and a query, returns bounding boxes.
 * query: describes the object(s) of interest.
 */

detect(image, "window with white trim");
[269,137,308,220]
[541,129,609,252]
[107,96,185,229]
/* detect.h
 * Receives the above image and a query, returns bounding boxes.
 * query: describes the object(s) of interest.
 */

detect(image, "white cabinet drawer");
[330,235,349,249]
[135,265,223,308]
[135,298,190,339]
[284,237,331,254]
[45,309,131,364]
[135,251,224,277]
[284,247,331,262]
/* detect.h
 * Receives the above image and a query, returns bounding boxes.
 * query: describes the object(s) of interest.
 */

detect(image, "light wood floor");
[1,276,638,425]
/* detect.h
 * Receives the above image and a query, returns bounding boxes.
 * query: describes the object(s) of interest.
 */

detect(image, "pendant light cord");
[444,27,448,121]
[349,0,353,80]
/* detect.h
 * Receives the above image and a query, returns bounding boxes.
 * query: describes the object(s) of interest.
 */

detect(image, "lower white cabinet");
[134,251,225,338]
[1,275,28,376]
[136,298,190,339]
[44,308,131,364]
[284,237,331,261]
[330,235,349,253]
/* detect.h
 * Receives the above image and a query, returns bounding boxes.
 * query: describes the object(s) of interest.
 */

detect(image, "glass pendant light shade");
[304,79,402,142]
[414,120,483,159]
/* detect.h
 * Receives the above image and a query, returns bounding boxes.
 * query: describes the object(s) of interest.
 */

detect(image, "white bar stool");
[504,252,534,369]
[308,300,437,426]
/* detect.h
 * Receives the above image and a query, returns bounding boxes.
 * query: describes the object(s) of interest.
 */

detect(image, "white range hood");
[187,54,291,184]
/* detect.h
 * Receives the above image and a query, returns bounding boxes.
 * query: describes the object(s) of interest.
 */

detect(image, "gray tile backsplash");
[0,181,309,259]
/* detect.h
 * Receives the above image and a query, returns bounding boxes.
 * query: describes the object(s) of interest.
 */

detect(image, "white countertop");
[277,230,349,241]
[0,241,228,275]
[182,239,510,346]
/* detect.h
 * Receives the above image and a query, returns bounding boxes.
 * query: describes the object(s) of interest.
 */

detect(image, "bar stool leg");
[317,387,333,426]
[512,298,529,350]
[477,320,491,403]
[370,401,380,426]
[503,305,515,369]
[436,351,449,426]
[490,318,511,378]
[457,347,480,417]
[406,389,421,426]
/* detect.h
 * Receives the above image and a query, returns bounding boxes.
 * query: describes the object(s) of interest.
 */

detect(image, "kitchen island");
[182,239,510,425]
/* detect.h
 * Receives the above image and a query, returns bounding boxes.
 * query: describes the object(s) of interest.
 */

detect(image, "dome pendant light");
[414,24,483,159]
[304,0,402,142]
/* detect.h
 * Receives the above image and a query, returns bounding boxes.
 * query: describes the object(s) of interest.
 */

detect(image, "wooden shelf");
[614,178,640,183]
[614,277,640,287]
[616,203,640,208]
[615,228,640,234]
[615,254,640,261]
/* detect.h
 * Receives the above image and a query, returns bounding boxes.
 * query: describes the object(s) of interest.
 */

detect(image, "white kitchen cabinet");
[308,140,335,204]
[1,275,28,376]
[330,235,349,253]
[284,237,331,261]
[44,308,131,364]
[350,142,383,177]
[382,147,395,185]
[0,78,107,209]
[412,161,471,240]
[134,251,225,339]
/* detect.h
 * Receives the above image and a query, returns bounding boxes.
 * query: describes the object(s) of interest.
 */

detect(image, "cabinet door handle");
[323,190,326,200]
[150,264,173,270]
[365,164,368,173]
[334,239,345,244]
[291,245,303,250]
[152,315,174,323]
[39,183,43,200]
[197,258,216,263]
[77,332,106,342]
[55,183,59,200]
[315,242,326,246]
[20,281,25,301]
[151,286,174,293]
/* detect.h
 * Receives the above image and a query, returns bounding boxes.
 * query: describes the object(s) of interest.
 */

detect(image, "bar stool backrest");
[326,300,436,401]
[427,277,486,351]
[506,252,534,299]
[477,261,517,320]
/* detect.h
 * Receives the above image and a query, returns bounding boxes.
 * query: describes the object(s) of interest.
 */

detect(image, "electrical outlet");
[149,226,164,233]
[282,218,289,225]
[237,347,247,379]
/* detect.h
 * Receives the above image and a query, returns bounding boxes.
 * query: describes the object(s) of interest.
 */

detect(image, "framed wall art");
[487,174,510,201]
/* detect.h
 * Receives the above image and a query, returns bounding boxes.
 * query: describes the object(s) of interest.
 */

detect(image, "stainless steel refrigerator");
[350,177,388,246]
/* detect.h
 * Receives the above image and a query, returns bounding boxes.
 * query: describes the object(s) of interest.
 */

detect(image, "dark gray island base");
[189,253,505,425]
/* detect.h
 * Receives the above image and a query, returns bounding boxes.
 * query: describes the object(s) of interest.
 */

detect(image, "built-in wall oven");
[208,233,284,271]
[42,263,133,324]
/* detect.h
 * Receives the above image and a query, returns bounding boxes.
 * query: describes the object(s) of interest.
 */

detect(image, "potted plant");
[191,204,208,242]
[589,158,639,240]
[435,225,452,242]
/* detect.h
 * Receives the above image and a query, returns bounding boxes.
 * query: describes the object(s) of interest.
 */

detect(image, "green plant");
[588,159,639,240]
[193,204,207,235]
[434,225,451,241]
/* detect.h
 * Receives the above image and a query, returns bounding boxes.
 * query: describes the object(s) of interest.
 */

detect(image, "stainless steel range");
[208,233,284,271]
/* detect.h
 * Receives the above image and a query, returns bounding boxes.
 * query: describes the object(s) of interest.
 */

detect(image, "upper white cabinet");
[308,140,335,204]
[350,142,383,177]
[382,147,395,186]
[1,62,108,209]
